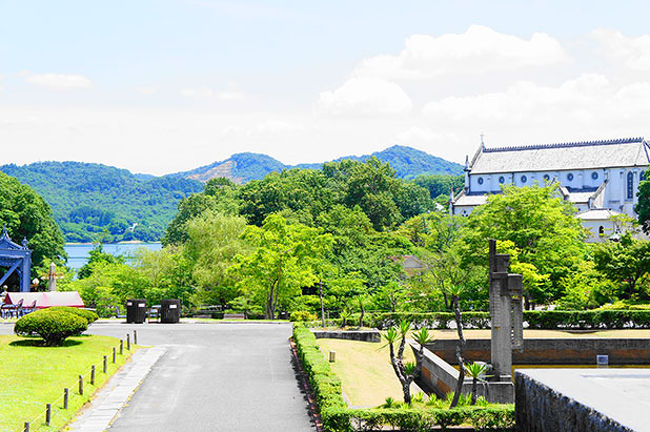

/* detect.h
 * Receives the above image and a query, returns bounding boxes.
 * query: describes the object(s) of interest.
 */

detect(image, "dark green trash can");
[160,299,181,323]
[126,299,147,323]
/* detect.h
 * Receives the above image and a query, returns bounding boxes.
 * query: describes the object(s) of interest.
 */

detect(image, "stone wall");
[311,329,381,343]
[427,338,650,365]
[410,341,514,403]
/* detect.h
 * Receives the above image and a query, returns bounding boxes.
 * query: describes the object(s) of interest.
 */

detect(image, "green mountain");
[177,145,463,183]
[1,146,461,243]
[0,162,203,243]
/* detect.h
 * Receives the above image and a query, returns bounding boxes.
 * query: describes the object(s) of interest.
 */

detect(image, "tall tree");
[636,168,650,233]
[461,184,586,302]
[0,172,66,286]
[229,215,333,319]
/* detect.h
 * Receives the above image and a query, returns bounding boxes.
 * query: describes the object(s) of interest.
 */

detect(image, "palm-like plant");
[383,321,432,404]
[464,362,489,405]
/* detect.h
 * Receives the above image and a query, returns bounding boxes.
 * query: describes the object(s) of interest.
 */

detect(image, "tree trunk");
[471,376,477,405]
[449,295,466,408]
[402,381,411,404]
[359,302,365,328]
[319,282,325,328]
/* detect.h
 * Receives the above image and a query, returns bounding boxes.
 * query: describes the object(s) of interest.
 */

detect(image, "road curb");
[68,346,166,432]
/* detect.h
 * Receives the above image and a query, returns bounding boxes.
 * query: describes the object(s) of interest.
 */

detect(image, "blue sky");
[2,1,650,174]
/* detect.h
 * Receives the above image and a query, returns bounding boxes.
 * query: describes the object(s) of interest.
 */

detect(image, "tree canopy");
[0,172,66,288]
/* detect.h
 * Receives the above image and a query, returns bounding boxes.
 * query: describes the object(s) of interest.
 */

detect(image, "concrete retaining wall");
[427,338,650,365]
[515,370,635,432]
[311,329,381,342]
[410,341,514,403]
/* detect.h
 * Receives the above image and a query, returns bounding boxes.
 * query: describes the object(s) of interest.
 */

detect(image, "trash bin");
[126,299,147,323]
[160,299,181,323]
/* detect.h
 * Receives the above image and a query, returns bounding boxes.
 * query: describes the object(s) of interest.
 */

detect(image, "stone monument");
[488,239,524,380]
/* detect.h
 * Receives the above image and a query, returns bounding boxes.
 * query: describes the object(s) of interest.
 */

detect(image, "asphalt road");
[86,322,316,432]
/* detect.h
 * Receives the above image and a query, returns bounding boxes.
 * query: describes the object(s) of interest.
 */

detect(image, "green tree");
[593,235,650,300]
[77,243,126,279]
[229,215,333,319]
[636,168,650,233]
[383,322,431,404]
[0,172,66,286]
[182,211,250,306]
[163,177,241,245]
[461,184,586,303]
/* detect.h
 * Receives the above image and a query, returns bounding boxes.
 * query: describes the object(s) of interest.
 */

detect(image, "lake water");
[65,243,162,270]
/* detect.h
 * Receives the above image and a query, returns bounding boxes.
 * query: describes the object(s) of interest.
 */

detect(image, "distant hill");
[1,146,461,243]
[0,162,203,243]
[176,145,463,183]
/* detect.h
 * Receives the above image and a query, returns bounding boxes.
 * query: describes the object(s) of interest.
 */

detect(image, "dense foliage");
[0,162,203,243]
[14,308,88,346]
[635,167,650,233]
[0,172,66,288]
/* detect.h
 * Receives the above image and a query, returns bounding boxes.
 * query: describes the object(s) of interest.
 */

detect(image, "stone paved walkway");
[68,346,166,432]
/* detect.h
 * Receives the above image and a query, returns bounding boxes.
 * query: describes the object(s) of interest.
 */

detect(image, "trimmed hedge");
[47,307,99,324]
[15,309,88,346]
[304,310,650,330]
[293,327,515,431]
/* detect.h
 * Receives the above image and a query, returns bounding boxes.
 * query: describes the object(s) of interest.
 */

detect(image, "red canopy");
[4,292,84,309]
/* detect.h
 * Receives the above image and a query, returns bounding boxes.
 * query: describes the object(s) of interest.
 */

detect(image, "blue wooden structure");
[0,226,32,292]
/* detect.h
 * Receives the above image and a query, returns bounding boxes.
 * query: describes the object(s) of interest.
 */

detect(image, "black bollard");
[103,355,107,373]
[133,329,137,345]
[46,403,51,426]
[91,365,95,385]
[24,422,29,432]
[113,347,116,364]
[120,340,123,355]
[79,375,84,395]
[64,388,69,409]
[127,333,130,351]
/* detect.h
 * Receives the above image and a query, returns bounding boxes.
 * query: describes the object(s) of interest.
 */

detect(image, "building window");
[592,172,599,180]
[543,174,550,181]
[477,177,484,185]
[599,226,604,236]
[567,173,574,181]
[521,175,527,183]
[499,176,505,184]
[627,172,634,200]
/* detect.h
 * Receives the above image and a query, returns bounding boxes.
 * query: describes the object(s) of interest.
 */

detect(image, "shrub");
[290,311,317,322]
[292,327,515,432]
[15,309,88,346]
[47,306,99,324]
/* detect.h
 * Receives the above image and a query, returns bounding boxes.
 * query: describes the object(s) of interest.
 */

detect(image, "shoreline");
[65,241,162,246]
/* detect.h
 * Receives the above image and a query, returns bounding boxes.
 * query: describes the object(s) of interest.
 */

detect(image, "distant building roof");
[452,190,489,207]
[576,209,622,221]
[470,137,650,174]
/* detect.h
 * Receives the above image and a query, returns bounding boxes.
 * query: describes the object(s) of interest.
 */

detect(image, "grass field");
[315,338,424,407]
[0,334,137,432]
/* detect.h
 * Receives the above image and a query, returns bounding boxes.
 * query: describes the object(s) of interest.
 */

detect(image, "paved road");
[86,323,316,432]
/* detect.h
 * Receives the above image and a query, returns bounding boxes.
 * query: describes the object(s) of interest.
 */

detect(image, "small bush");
[15,309,88,346]
[290,311,318,322]
[47,307,99,324]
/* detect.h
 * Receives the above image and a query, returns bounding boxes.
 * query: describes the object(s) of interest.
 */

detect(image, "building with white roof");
[451,137,650,242]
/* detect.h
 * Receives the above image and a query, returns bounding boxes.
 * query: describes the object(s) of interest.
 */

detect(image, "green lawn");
[0,334,137,432]
[316,338,422,407]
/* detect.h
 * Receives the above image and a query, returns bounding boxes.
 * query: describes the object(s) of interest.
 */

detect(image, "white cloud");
[180,82,244,100]
[422,74,615,124]
[26,73,92,89]
[180,87,214,98]
[591,29,650,71]
[137,86,157,95]
[352,25,569,80]
[318,77,412,116]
